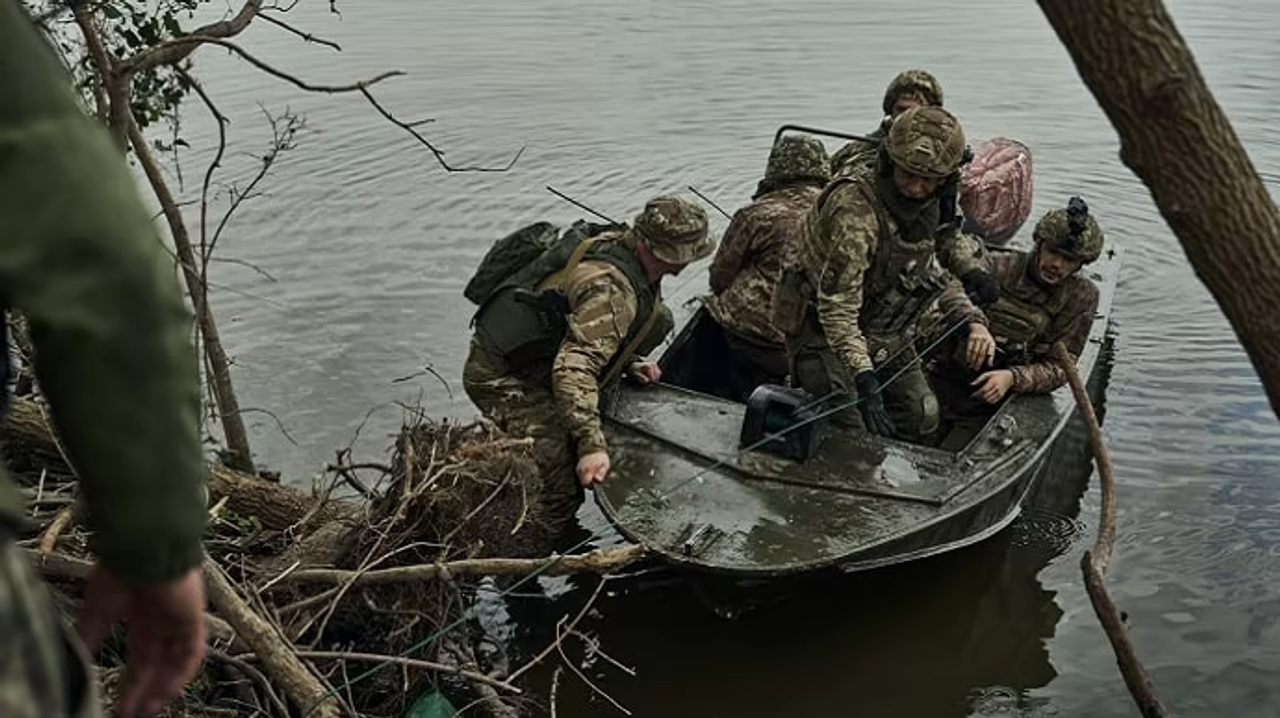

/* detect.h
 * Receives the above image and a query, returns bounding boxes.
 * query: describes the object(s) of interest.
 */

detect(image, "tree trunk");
[67,5,258,473]
[1037,0,1280,420]
[124,119,257,474]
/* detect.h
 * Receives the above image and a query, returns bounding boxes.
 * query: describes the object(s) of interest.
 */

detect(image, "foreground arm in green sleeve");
[0,3,207,585]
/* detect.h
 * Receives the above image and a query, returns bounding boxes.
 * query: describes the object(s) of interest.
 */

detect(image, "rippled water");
[168,0,1280,715]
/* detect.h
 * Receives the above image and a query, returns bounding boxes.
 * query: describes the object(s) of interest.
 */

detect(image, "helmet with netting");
[1033,196,1104,263]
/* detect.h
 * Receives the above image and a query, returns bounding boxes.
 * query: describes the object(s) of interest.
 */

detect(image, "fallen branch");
[203,557,343,718]
[25,549,238,648]
[248,650,523,696]
[276,544,646,588]
[1053,341,1168,717]
[3,396,354,531]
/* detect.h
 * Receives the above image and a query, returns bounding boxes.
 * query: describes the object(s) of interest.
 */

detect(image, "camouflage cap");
[1033,196,1104,263]
[763,134,831,187]
[882,69,944,116]
[883,105,966,179]
[633,195,713,265]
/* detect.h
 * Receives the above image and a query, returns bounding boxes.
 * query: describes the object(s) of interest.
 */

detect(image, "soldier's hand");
[965,323,996,370]
[853,370,896,437]
[961,269,1000,306]
[627,361,662,386]
[971,370,1015,404]
[76,565,207,718]
[577,451,611,488]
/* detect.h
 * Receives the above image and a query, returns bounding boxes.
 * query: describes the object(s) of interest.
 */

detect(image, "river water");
[167,0,1280,715]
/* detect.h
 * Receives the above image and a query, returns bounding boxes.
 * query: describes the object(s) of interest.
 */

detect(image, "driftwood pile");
[2,395,644,718]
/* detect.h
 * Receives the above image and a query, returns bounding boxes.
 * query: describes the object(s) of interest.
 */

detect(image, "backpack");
[463,219,622,307]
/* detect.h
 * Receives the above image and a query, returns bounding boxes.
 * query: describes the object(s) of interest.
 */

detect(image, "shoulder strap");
[537,235,602,291]
[599,300,662,389]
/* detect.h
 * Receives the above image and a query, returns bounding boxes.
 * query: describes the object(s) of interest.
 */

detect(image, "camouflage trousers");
[788,334,940,442]
[0,536,100,718]
[461,339,584,539]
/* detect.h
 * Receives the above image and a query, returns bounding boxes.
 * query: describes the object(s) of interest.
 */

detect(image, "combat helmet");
[1033,196,1104,264]
[756,134,831,197]
[882,69,944,116]
[882,105,966,179]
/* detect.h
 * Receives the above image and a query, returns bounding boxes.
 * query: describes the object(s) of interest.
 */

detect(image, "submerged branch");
[1054,341,1167,717]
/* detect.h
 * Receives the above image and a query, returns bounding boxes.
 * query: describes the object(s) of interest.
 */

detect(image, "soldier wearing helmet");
[465,195,713,539]
[703,134,831,400]
[830,69,945,181]
[929,196,1104,411]
[771,105,995,442]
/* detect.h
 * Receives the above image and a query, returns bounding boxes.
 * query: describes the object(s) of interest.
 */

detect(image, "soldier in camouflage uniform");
[929,197,1103,413]
[772,106,995,442]
[705,135,830,400]
[829,69,945,181]
[2,5,208,716]
[463,196,712,538]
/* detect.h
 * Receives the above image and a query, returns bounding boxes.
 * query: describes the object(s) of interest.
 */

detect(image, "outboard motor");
[739,384,827,461]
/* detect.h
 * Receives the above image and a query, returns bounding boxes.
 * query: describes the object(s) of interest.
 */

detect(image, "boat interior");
[655,305,1003,457]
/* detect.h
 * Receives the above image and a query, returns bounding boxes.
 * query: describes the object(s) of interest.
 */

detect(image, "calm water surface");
[167,1,1280,715]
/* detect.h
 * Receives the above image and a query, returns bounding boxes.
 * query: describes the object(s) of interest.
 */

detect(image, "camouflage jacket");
[1,4,206,584]
[941,250,1099,393]
[551,259,651,456]
[829,125,885,180]
[706,185,821,345]
[792,177,984,374]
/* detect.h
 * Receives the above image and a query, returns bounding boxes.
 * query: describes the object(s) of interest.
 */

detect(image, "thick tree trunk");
[1038,0,1280,419]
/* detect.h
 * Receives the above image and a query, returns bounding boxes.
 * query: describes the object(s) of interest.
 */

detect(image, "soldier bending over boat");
[463,196,713,540]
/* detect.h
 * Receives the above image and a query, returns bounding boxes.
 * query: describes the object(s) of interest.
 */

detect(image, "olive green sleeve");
[0,5,207,585]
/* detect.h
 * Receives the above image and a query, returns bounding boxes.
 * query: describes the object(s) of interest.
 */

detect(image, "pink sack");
[960,138,1034,245]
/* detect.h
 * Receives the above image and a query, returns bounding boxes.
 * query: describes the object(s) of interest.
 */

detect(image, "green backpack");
[463,219,625,307]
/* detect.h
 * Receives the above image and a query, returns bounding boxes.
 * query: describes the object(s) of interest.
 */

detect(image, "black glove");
[937,175,961,228]
[853,370,896,437]
[961,269,1000,306]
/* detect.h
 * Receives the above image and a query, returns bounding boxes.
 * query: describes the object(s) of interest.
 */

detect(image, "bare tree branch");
[358,85,527,173]
[183,69,229,319]
[118,0,264,75]
[209,256,280,283]
[210,107,304,260]
[256,12,342,52]
[130,35,404,93]
[240,407,300,447]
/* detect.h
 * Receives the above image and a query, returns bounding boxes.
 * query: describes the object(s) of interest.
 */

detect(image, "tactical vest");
[814,177,949,338]
[473,231,657,373]
[984,251,1066,359]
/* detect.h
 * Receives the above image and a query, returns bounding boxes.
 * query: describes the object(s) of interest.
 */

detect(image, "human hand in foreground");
[76,566,207,718]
